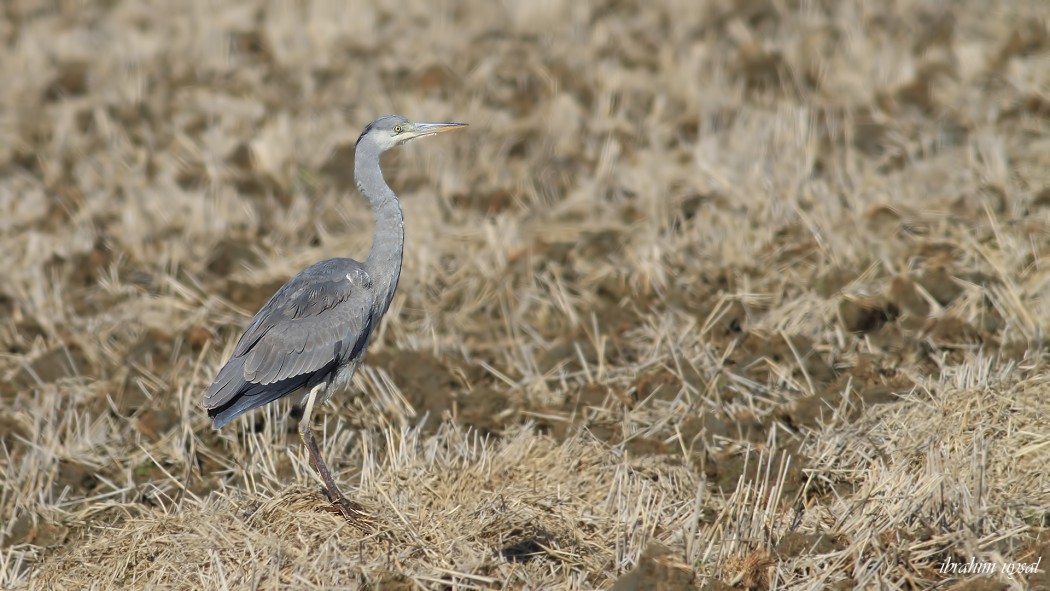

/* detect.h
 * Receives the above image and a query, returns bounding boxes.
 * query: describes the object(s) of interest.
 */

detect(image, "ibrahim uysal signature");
[940,556,1042,579]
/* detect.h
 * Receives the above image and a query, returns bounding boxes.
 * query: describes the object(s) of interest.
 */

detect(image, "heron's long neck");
[355,147,404,305]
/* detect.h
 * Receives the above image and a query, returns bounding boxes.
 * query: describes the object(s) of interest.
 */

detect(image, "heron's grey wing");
[201,259,374,411]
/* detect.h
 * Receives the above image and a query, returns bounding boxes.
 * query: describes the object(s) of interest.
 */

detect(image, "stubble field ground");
[2,0,1050,589]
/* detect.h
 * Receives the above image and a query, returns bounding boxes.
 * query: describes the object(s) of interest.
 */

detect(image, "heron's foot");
[320,490,375,530]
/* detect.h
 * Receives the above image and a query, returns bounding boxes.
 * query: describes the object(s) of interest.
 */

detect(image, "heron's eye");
[394,125,403,133]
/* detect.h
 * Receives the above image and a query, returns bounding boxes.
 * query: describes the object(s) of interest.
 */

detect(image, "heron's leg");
[299,384,372,526]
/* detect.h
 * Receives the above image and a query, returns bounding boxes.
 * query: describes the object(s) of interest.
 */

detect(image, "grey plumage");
[201,115,466,524]
[203,258,374,428]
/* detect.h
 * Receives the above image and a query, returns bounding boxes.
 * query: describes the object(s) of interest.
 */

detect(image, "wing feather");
[202,258,375,412]
[258,345,286,385]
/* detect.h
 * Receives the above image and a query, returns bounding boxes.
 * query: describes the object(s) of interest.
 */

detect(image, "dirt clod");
[611,543,695,591]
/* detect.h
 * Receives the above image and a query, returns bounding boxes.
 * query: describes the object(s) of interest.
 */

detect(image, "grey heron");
[201,115,466,524]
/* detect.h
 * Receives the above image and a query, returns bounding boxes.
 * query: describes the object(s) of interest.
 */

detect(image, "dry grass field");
[2,0,1050,589]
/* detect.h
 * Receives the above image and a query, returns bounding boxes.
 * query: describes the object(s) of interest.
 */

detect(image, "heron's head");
[357,115,467,153]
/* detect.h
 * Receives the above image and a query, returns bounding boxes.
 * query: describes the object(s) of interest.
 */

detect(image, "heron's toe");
[322,497,376,530]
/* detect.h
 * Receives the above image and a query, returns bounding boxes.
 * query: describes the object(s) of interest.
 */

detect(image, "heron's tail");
[207,380,301,429]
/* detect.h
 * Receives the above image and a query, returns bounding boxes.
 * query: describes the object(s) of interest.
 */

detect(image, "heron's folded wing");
[201,260,374,410]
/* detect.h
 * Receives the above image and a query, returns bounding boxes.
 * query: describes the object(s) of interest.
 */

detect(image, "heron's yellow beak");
[406,122,468,140]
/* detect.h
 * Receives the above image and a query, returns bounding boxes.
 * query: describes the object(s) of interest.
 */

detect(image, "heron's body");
[201,115,465,524]
[204,257,384,428]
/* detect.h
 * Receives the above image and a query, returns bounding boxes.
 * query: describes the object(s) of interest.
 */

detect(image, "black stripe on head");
[356,120,377,148]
